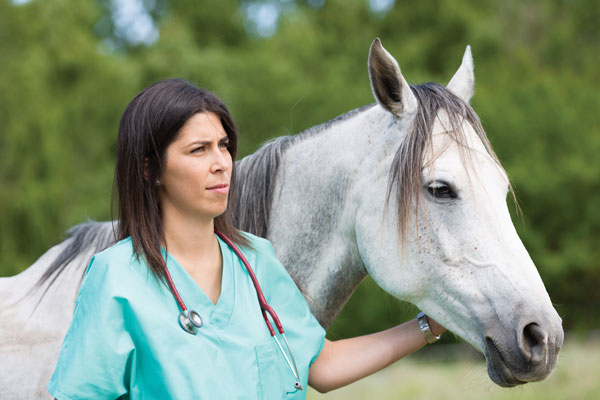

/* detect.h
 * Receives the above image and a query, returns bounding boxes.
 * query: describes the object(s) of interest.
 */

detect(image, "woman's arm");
[308,316,445,393]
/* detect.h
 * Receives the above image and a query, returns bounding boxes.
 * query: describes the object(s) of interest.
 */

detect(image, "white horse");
[0,39,563,398]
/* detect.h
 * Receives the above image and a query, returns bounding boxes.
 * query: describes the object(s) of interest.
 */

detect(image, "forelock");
[386,82,509,240]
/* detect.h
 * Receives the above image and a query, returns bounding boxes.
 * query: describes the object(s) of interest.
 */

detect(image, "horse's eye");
[427,182,458,199]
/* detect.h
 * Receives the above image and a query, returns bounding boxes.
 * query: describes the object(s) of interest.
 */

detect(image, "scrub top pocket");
[254,340,298,399]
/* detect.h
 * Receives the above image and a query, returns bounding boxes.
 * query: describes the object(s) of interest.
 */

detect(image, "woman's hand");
[308,316,446,393]
[428,316,446,337]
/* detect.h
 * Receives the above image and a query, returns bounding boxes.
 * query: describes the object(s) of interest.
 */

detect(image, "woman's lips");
[207,184,229,195]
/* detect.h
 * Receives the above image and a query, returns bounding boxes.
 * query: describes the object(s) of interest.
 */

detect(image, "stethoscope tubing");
[162,229,303,390]
[163,254,188,312]
[215,231,284,336]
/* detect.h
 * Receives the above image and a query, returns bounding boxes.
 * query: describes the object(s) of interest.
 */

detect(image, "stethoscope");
[161,229,303,391]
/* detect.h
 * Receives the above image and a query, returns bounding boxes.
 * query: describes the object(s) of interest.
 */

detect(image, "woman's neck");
[161,208,218,264]
[162,210,223,305]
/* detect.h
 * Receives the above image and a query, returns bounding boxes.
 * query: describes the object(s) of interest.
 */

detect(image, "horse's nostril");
[522,323,548,364]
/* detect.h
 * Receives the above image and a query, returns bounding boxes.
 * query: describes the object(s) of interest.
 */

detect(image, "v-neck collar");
[162,235,235,329]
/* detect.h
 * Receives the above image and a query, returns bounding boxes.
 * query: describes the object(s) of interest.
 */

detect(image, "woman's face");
[158,112,232,221]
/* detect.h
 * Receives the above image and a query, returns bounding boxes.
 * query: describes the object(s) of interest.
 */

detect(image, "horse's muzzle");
[484,319,564,387]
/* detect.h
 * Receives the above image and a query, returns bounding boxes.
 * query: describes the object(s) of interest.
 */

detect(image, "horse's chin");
[484,338,527,387]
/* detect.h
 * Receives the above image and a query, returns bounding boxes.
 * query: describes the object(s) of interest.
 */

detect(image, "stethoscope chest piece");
[179,309,203,335]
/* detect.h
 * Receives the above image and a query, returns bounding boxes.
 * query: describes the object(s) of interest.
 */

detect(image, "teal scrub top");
[47,232,325,399]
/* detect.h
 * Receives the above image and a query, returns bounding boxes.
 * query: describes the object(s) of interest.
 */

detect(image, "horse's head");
[355,38,563,387]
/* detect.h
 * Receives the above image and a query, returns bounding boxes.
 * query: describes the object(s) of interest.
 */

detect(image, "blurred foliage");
[0,0,598,336]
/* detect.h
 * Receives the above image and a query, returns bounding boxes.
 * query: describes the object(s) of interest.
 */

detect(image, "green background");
[1,0,598,344]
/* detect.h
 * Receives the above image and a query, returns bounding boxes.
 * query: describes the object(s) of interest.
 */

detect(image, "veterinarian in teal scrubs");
[48,79,445,399]
[48,233,324,399]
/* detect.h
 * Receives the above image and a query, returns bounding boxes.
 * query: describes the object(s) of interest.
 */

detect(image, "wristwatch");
[417,311,442,343]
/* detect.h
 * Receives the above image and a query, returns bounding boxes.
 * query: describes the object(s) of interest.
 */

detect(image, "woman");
[47,79,445,399]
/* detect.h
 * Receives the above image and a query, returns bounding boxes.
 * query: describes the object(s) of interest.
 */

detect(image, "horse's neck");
[266,105,397,328]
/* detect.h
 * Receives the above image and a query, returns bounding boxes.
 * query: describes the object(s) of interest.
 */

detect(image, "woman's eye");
[191,146,205,153]
[219,141,230,149]
[427,182,458,199]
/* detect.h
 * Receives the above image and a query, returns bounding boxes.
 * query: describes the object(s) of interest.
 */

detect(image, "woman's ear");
[145,158,162,186]
[143,158,149,181]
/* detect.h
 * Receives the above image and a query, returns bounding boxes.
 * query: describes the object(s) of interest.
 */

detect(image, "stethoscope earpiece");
[179,309,203,335]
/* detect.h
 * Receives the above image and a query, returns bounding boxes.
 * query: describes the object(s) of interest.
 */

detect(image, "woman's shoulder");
[92,237,136,266]
[79,237,155,299]
[84,237,143,282]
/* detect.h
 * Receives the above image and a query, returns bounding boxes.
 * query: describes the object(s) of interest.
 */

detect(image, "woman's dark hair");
[114,78,249,284]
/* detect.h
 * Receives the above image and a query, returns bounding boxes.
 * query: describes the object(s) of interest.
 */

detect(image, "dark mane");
[33,221,115,302]
[231,104,375,237]
[232,83,507,240]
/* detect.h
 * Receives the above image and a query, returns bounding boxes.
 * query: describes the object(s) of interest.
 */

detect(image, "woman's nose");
[210,147,231,173]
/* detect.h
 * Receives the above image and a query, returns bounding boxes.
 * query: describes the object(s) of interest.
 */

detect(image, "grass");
[307,335,600,400]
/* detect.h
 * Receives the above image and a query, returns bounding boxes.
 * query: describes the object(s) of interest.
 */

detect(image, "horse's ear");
[447,45,475,103]
[368,38,417,118]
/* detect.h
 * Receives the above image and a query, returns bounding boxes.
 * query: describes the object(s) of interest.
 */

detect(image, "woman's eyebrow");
[187,136,229,146]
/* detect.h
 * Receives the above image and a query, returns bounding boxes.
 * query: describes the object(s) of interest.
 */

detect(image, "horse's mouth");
[485,337,527,387]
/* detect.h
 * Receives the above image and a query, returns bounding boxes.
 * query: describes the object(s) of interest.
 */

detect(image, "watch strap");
[417,311,441,343]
